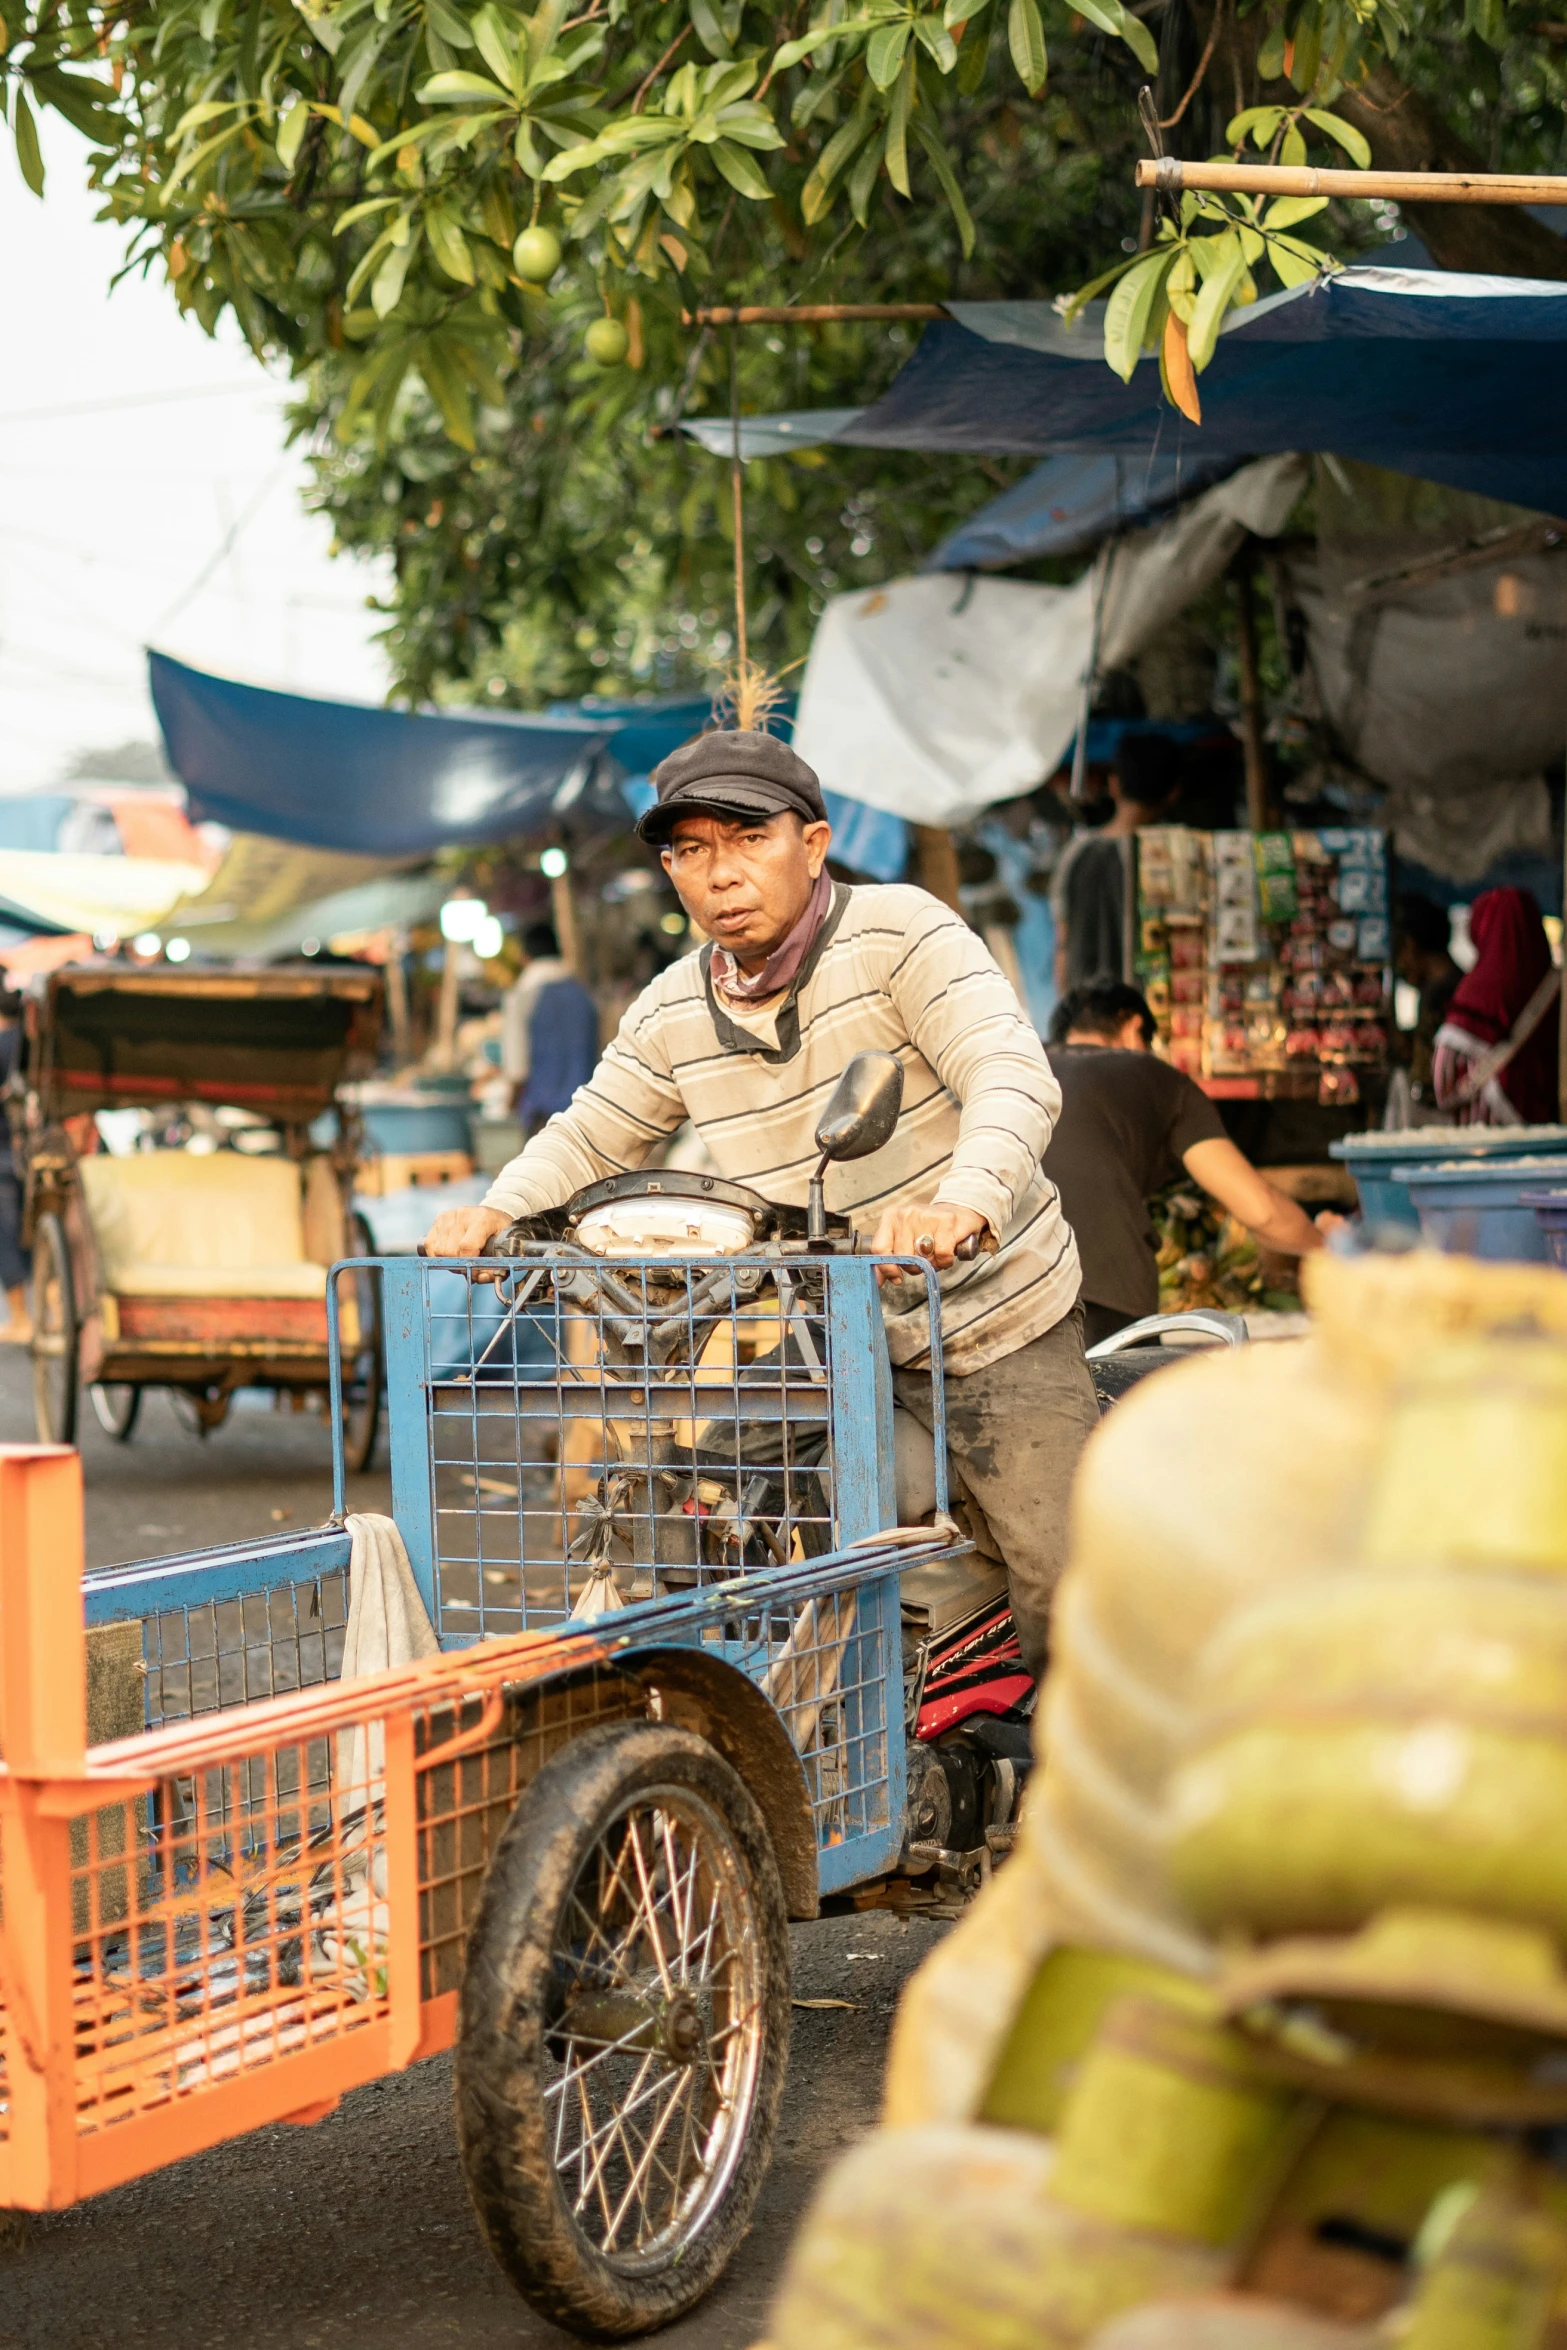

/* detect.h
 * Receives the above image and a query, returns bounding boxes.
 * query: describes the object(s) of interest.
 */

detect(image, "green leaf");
[426,206,476,279]
[1186,230,1245,370]
[372,226,421,315]
[955,14,990,93]
[1264,231,1330,288]
[1103,244,1170,380]
[471,6,521,92]
[1286,10,1321,91]
[425,0,475,44]
[800,99,873,220]
[1060,246,1145,323]
[689,0,734,60]
[1006,0,1046,93]
[13,87,43,195]
[867,22,911,87]
[164,120,250,195]
[884,49,914,193]
[847,130,880,223]
[417,68,514,101]
[30,68,119,143]
[417,337,476,446]
[335,192,402,232]
[912,117,973,256]
[913,17,958,72]
[276,99,312,169]
[1303,106,1371,167]
[1280,121,1306,164]
[171,99,243,140]
[1262,192,1327,228]
[1070,0,1157,75]
[1226,105,1285,149]
[772,24,845,70]
[944,0,992,26]
[708,136,771,197]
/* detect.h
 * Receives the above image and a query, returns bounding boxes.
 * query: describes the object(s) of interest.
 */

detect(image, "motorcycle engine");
[905,1717,1034,1860]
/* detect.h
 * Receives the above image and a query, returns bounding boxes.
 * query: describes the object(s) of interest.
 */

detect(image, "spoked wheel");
[31,1210,77,1443]
[339,1212,382,1475]
[456,1721,790,2339]
[89,1383,142,1441]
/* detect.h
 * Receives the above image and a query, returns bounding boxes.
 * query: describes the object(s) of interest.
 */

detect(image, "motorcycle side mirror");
[808,1051,904,1242]
[816,1051,904,1162]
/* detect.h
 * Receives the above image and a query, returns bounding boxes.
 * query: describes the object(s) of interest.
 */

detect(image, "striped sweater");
[482,882,1080,1374]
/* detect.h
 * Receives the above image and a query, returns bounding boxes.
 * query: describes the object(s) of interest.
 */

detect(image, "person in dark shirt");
[1050,734,1181,995]
[1042,980,1330,1346]
[501,922,602,1137]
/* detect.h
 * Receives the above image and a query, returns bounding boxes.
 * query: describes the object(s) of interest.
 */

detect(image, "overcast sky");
[0,119,392,797]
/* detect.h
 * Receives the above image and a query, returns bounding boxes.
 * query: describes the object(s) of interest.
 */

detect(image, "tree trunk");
[1335,63,1567,281]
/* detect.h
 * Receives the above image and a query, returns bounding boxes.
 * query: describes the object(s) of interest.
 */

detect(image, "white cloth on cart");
[336,1512,438,1802]
[321,1514,439,1989]
[341,1510,439,1684]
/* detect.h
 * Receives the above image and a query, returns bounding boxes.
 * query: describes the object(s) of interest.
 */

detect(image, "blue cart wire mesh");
[85,1250,947,1891]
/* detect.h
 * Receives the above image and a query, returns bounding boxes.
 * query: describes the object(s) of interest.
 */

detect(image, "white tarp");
[792,571,1096,826]
[1096,454,1308,671]
[793,456,1307,826]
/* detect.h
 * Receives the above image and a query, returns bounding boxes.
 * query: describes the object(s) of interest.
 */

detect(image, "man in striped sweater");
[426,730,1099,1673]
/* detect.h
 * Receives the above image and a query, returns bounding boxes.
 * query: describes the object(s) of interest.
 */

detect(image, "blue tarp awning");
[149,652,699,855]
[692,270,1567,519]
[925,448,1241,570]
[148,654,911,879]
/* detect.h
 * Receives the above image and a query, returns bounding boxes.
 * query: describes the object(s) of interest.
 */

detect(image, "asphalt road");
[0,1348,950,2349]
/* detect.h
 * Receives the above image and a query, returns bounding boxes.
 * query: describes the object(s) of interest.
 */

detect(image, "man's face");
[662,809,832,967]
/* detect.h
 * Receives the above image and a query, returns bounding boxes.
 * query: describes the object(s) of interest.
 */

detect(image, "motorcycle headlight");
[573,1196,758,1257]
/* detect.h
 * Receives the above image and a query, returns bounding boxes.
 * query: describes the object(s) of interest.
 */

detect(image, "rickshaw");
[0,1054,1229,2338]
[14,961,385,1468]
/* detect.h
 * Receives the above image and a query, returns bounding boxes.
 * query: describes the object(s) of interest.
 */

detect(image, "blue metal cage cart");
[61,1243,964,2336]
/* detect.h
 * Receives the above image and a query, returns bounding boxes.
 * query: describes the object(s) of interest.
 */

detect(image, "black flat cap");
[637,729,827,844]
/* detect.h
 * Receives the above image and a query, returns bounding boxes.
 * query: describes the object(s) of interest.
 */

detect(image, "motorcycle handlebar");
[418,1229,993,1264]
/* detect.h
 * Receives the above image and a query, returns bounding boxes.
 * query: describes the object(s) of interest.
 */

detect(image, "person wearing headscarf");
[1432,886,1560,1127]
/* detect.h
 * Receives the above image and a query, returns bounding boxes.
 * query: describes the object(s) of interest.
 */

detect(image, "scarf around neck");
[710,864,833,1006]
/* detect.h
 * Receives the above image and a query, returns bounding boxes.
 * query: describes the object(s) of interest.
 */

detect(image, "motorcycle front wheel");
[455,1719,790,2339]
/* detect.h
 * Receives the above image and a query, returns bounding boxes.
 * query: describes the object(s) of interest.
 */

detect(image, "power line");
[0,380,273,427]
[151,461,289,635]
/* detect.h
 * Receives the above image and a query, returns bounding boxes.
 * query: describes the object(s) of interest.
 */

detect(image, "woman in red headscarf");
[1432,886,1560,1126]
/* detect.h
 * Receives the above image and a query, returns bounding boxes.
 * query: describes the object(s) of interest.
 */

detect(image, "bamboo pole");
[683,303,947,327]
[912,826,964,914]
[383,930,412,1064]
[550,868,583,979]
[1232,555,1271,833]
[433,942,460,1070]
[1136,157,1567,205]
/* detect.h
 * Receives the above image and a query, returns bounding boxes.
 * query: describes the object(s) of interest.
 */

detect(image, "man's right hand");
[424,1202,511,1258]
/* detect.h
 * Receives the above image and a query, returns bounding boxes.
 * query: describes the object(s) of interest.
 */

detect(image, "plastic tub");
[1402,1157,1567,1262]
[1331,1127,1567,1233]
[1521,1191,1567,1270]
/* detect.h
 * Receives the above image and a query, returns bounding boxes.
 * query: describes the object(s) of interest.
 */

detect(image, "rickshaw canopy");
[25,963,384,1125]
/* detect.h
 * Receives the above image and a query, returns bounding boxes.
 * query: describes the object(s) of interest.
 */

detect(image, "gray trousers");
[892,1306,1100,1680]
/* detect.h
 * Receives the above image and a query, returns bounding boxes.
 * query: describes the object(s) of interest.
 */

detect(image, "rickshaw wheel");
[339,1212,382,1475]
[31,1211,78,1444]
[89,1384,141,1441]
[456,1720,790,2340]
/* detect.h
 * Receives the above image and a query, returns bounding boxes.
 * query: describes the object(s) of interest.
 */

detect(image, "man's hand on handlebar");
[423,1202,511,1259]
[870,1201,990,1281]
